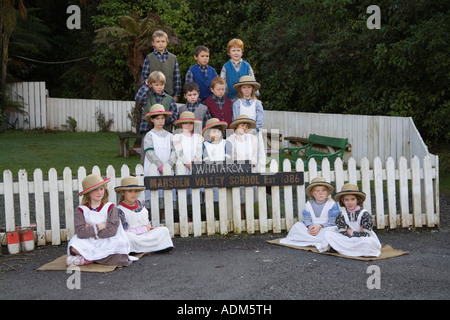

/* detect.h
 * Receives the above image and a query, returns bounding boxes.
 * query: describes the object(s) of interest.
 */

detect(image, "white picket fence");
[0,156,440,246]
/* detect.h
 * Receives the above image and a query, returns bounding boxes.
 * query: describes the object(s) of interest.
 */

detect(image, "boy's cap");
[114,176,145,192]
[202,118,228,136]
[174,111,201,127]
[233,75,260,91]
[79,174,110,196]
[144,104,172,123]
[229,114,256,130]
[334,183,366,203]
[305,177,334,198]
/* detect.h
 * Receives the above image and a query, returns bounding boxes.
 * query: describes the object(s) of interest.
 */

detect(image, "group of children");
[65,31,381,267]
[280,177,382,257]
[66,174,173,267]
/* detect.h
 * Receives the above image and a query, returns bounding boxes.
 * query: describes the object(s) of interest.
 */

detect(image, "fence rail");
[0,156,439,246]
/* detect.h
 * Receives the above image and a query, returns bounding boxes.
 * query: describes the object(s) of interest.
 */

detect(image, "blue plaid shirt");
[141,49,181,98]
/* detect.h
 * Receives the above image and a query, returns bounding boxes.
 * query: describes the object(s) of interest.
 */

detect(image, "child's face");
[209,128,223,143]
[151,115,166,130]
[149,81,165,95]
[152,36,168,53]
[342,195,358,211]
[89,187,105,204]
[240,85,254,99]
[181,122,194,133]
[194,51,210,67]
[311,186,329,203]
[121,190,140,206]
[235,123,249,135]
[229,46,243,62]
[211,84,225,99]
[184,90,199,104]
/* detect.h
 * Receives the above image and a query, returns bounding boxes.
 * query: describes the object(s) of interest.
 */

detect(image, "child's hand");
[185,163,191,170]
[308,225,322,236]
[145,225,154,231]
[97,222,107,231]
[346,227,353,236]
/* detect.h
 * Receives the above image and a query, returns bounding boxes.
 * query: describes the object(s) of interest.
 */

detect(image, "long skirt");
[323,229,381,257]
[280,222,336,252]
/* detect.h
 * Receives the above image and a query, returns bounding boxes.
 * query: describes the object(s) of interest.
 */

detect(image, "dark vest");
[224,60,250,99]
[189,64,217,99]
[147,52,177,96]
[204,96,233,128]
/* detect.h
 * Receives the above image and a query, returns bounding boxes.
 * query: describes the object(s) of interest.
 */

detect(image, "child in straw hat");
[323,183,381,257]
[66,174,132,267]
[115,176,173,254]
[172,111,203,175]
[143,104,176,221]
[232,75,264,133]
[226,115,258,169]
[280,177,340,252]
[202,118,232,204]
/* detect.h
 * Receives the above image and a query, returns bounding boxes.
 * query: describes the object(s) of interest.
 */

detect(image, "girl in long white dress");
[280,177,340,252]
[66,174,132,267]
[115,176,173,254]
[323,183,381,257]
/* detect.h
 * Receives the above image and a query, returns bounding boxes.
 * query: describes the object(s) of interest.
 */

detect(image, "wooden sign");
[191,161,252,175]
[144,169,304,190]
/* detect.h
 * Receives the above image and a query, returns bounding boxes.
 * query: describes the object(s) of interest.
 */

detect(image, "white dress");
[324,208,381,257]
[118,203,173,253]
[144,130,174,201]
[280,200,337,252]
[203,139,227,202]
[67,202,130,261]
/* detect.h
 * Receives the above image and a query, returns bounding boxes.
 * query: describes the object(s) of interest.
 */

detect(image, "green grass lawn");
[0,130,141,178]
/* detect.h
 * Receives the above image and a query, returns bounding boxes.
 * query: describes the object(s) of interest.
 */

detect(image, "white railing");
[0,156,439,246]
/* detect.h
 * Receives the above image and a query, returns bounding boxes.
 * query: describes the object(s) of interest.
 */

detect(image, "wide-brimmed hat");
[334,183,366,202]
[144,104,172,123]
[233,75,260,92]
[114,176,145,192]
[174,111,201,127]
[202,118,228,136]
[79,174,110,196]
[305,177,334,197]
[229,114,256,130]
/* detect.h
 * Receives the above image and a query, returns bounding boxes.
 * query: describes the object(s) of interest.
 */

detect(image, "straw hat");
[233,75,260,92]
[144,104,172,123]
[79,174,110,196]
[173,111,201,127]
[202,118,228,136]
[334,183,366,203]
[305,177,334,197]
[229,114,256,130]
[114,176,145,192]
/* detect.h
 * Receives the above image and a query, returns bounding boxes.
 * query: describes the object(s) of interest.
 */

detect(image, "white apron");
[119,204,173,253]
[238,99,257,121]
[144,131,173,200]
[67,202,130,261]
[204,140,227,202]
[324,209,381,257]
[280,200,337,252]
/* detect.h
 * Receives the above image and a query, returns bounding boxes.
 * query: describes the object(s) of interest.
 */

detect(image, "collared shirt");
[185,63,216,83]
[211,95,226,110]
[141,49,181,98]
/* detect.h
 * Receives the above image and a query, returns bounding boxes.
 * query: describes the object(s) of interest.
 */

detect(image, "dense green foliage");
[6,0,449,144]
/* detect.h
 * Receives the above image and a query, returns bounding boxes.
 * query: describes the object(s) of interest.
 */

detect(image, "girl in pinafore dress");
[115,176,173,254]
[202,118,232,202]
[280,177,340,252]
[324,183,381,257]
[143,104,176,221]
[66,174,132,267]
